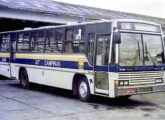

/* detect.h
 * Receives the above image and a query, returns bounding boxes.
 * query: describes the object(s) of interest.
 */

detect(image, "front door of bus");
[94,34,110,94]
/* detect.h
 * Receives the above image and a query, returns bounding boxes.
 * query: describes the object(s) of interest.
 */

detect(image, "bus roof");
[0,19,161,34]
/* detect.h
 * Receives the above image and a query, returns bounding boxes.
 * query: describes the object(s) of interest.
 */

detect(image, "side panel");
[0,53,11,77]
[109,72,118,97]
[11,54,96,92]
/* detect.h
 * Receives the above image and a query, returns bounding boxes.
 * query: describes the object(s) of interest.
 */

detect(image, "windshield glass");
[119,33,164,66]
[143,34,163,66]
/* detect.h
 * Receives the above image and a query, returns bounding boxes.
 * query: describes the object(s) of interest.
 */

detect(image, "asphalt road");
[0,76,165,120]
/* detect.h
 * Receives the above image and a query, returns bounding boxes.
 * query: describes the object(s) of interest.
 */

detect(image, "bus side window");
[0,34,10,52]
[65,29,73,53]
[45,30,58,53]
[31,31,45,53]
[36,31,45,53]
[87,33,95,65]
[64,28,85,54]
[55,29,64,53]
[17,33,30,53]
[30,32,37,52]
[73,28,84,53]
[11,34,17,53]
[0,35,3,52]
[0,35,2,52]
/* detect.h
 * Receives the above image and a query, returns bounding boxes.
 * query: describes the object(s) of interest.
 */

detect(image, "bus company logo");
[44,60,61,67]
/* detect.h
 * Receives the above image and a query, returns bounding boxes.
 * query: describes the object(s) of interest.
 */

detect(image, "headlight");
[124,80,129,85]
[119,81,124,86]
[155,78,163,83]
[115,80,129,86]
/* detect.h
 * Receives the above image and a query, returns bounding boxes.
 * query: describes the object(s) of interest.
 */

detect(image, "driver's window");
[96,34,110,66]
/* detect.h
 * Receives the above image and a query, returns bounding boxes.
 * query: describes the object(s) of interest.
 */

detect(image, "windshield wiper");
[144,43,156,67]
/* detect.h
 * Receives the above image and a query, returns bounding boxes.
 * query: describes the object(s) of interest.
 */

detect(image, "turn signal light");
[115,81,119,86]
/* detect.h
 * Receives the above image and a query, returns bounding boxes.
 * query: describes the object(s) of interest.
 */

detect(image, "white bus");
[0,19,165,102]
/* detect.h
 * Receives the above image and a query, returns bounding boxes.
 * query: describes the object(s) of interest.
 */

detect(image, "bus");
[0,19,165,102]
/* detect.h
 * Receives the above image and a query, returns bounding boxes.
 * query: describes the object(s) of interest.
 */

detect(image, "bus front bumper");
[115,84,165,96]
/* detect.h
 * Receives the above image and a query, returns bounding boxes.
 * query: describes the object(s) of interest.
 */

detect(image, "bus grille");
[118,71,164,85]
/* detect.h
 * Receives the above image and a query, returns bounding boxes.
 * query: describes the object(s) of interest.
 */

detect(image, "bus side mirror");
[113,32,121,44]
[163,37,165,42]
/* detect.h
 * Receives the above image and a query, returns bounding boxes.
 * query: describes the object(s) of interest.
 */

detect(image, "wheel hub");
[79,82,87,97]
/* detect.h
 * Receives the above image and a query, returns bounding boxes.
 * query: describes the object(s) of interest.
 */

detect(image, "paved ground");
[0,76,165,120]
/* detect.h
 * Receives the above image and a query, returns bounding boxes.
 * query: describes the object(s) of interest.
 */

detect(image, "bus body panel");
[0,53,11,77]
[10,53,96,94]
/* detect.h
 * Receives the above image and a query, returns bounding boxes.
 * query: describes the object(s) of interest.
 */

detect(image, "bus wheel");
[20,69,29,89]
[78,78,91,102]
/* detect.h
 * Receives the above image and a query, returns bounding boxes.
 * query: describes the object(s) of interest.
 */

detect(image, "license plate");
[126,88,137,94]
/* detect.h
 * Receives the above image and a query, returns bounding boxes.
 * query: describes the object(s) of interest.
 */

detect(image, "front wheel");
[20,69,29,89]
[78,78,91,102]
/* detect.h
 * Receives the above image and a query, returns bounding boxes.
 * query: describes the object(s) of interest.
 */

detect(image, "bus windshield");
[119,33,164,66]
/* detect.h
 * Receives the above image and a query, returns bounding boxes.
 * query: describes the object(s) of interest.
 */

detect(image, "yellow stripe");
[115,58,119,63]
[0,54,10,58]
[109,58,111,63]
[15,54,86,62]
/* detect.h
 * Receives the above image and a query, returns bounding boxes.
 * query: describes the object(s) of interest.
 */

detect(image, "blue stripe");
[84,62,93,70]
[109,63,165,72]
[14,58,79,69]
[84,62,108,72]
[1,57,164,72]
[0,57,10,62]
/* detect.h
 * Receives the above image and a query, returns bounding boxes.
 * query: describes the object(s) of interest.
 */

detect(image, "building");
[0,0,165,34]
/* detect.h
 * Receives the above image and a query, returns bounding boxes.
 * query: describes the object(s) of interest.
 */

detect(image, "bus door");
[9,33,17,77]
[94,34,110,94]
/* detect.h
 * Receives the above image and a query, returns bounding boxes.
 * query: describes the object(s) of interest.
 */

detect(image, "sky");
[53,0,165,18]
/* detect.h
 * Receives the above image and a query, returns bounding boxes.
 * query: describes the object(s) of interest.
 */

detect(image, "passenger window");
[36,31,45,53]
[65,29,73,53]
[55,29,64,52]
[17,33,30,52]
[0,34,10,52]
[73,28,84,53]
[30,32,37,52]
[45,30,56,53]
[31,31,45,53]
[64,28,84,53]
[11,35,17,52]
[87,33,95,65]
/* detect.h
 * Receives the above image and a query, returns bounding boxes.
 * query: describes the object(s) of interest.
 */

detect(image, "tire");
[78,77,91,102]
[20,69,29,89]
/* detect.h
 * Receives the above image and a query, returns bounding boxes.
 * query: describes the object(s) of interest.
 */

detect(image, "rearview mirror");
[113,32,121,44]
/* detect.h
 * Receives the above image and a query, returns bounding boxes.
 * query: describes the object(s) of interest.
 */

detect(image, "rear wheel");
[78,78,91,102]
[20,69,29,89]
